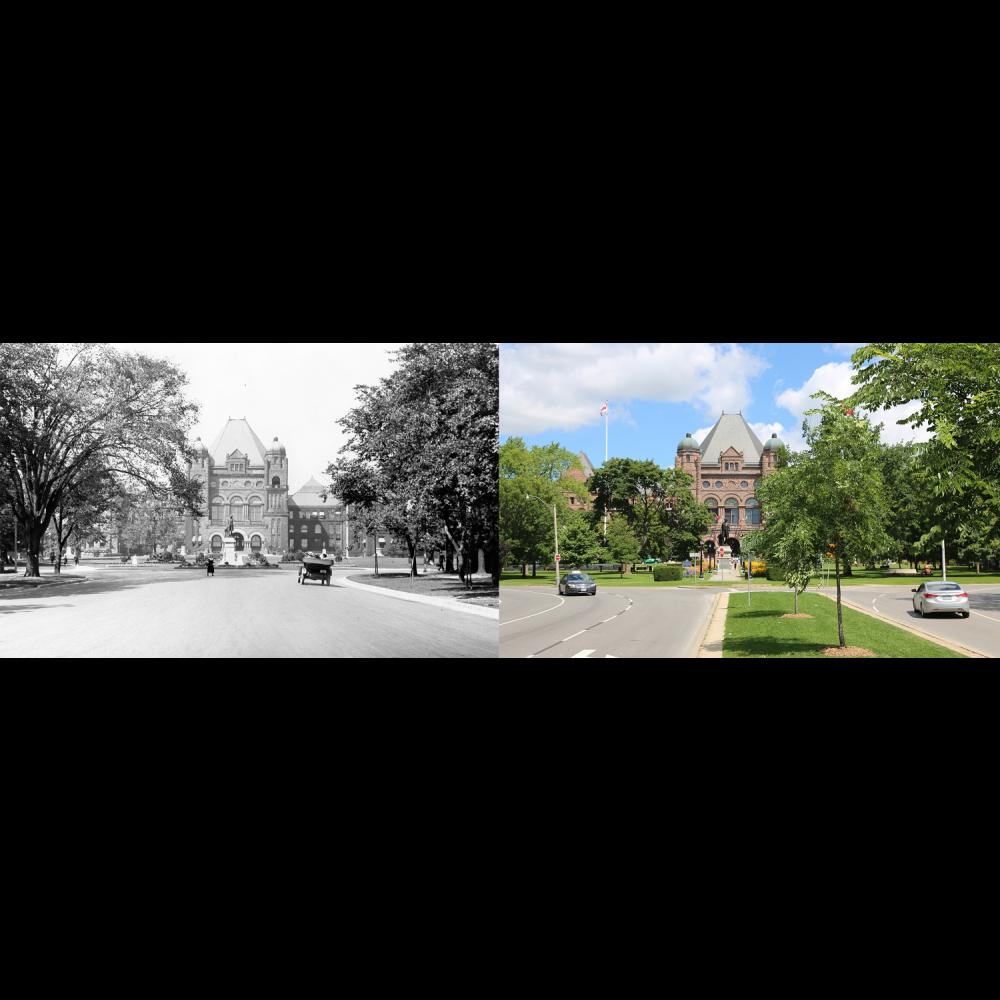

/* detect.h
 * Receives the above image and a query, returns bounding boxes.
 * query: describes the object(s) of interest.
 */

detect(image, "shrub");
[766,565,783,581]
[750,561,767,578]
[653,564,683,581]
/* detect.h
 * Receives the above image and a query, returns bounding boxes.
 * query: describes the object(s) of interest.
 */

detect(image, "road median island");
[722,591,969,658]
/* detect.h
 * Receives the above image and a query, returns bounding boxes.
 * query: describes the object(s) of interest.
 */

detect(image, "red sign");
[555,554,561,561]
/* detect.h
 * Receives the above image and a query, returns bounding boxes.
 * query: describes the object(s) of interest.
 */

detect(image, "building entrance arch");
[233,532,245,551]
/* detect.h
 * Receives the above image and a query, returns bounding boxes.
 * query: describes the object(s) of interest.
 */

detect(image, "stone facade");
[184,418,290,557]
[676,412,782,549]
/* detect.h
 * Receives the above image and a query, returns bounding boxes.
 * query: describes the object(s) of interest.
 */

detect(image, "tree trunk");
[55,540,63,574]
[26,523,43,578]
[531,561,535,577]
[447,546,455,573]
[521,563,526,577]
[835,547,845,647]
[407,538,418,578]
[794,589,798,614]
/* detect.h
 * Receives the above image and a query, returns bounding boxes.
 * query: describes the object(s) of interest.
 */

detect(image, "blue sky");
[500,342,929,468]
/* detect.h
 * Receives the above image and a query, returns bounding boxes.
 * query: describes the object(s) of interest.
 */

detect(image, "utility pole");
[527,494,559,591]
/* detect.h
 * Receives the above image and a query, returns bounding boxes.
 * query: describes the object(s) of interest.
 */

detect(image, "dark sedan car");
[559,572,597,596]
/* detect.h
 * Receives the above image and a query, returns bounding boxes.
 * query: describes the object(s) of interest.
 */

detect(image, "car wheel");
[917,603,924,617]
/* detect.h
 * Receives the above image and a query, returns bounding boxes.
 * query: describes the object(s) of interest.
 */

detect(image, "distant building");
[288,476,358,556]
[675,412,783,550]
[564,451,596,511]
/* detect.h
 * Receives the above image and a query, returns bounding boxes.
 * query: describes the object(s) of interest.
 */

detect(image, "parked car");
[559,572,597,596]
[911,582,970,618]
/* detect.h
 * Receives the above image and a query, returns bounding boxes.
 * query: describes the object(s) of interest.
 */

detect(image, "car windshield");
[566,574,589,581]
[927,583,962,591]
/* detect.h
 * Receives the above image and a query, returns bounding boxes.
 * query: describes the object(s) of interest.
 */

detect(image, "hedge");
[653,565,683,581]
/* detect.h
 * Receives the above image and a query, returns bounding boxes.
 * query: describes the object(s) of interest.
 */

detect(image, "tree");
[604,516,641,578]
[329,343,498,583]
[588,459,709,560]
[0,343,203,578]
[50,462,121,573]
[756,395,891,648]
[752,516,816,614]
[558,512,601,568]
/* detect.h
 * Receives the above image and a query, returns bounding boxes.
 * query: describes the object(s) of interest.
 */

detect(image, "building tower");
[185,437,211,551]
[761,432,783,475]
[265,436,289,553]
[675,432,701,481]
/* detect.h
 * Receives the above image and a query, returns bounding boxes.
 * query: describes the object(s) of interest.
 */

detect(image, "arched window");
[210,535,223,553]
[250,534,262,552]
[315,525,322,535]
[211,496,225,521]
[724,497,739,525]
[271,476,280,487]
[746,498,761,525]
[248,496,263,523]
[704,498,719,522]
[230,496,244,522]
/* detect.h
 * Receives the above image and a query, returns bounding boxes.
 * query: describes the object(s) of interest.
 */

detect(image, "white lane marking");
[605,654,618,658]
[571,649,596,658]
[970,610,1000,623]
[602,617,617,623]
[562,630,586,642]
[500,593,566,626]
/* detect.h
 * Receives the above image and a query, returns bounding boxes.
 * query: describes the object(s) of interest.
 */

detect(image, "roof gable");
[697,413,765,466]
[209,419,269,466]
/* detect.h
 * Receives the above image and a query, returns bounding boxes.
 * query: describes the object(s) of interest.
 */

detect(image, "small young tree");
[605,516,641,578]
[558,513,602,569]
[757,396,891,647]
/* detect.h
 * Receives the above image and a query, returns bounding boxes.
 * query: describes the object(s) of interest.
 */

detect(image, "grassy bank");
[722,592,966,658]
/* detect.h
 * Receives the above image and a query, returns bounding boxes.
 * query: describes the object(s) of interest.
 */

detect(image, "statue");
[226,516,234,537]
[719,521,729,545]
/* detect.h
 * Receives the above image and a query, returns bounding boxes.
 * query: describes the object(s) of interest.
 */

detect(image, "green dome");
[677,432,701,452]
[762,433,783,451]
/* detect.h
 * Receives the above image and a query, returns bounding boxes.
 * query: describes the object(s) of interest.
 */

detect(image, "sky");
[500,342,932,467]
[111,343,409,492]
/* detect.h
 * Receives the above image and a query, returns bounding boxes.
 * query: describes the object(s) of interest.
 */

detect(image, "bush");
[750,561,767,578]
[653,564,683,581]
[766,566,783,581]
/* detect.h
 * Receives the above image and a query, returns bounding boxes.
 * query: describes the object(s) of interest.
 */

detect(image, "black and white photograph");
[0,342,499,659]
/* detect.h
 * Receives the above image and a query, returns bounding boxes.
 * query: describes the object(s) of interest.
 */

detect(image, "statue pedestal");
[223,537,237,565]
[235,550,245,566]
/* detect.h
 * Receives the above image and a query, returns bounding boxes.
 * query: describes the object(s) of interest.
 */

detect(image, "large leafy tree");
[757,395,891,648]
[329,343,498,583]
[604,515,641,577]
[847,342,1000,566]
[588,459,710,560]
[0,343,203,578]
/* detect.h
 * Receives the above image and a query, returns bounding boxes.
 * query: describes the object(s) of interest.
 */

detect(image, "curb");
[0,574,89,593]
[340,574,499,620]
[814,590,986,659]
[697,592,729,658]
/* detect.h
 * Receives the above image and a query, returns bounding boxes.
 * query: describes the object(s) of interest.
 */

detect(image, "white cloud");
[500,342,768,436]
[776,361,931,447]
[823,342,868,356]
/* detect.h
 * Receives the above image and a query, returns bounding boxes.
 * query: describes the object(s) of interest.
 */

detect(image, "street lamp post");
[526,494,559,591]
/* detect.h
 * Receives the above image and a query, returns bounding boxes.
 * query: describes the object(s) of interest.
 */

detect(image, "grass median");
[722,591,966,658]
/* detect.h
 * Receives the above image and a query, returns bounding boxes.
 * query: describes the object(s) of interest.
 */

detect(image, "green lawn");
[807,563,1000,586]
[500,570,785,589]
[722,591,966,658]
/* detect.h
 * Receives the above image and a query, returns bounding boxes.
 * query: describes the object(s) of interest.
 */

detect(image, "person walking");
[207,557,215,577]
[74,552,80,567]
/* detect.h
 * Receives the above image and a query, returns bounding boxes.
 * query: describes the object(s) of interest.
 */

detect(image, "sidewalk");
[697,592,730,657]
[338,568,499,620]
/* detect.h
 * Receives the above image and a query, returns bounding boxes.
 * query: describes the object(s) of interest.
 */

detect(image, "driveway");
[500,585,717,658]
[0,565,497,658]
[814,583,1000,658]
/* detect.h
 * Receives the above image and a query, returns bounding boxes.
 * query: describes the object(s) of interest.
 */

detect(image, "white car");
[911,582,970,618]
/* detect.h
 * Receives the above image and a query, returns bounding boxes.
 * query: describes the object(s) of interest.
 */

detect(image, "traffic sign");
[555,554,561,561]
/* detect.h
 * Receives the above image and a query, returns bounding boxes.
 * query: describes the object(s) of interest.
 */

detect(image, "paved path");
[814,583,1000,658]
[500,585,717,658]
[0,565,497,658]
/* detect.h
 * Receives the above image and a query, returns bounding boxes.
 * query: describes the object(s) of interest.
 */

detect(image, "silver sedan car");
[559,572,597,596]
[911,582,970,618]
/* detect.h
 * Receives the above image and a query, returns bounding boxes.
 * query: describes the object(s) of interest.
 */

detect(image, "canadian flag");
[600,403,608,416]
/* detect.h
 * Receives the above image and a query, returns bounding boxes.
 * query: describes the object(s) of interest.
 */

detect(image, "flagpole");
[603,404,608,538]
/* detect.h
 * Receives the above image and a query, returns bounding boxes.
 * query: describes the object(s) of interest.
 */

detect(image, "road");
[500,585,717,658]
[0,565,497,658]
[815,583,1000,658]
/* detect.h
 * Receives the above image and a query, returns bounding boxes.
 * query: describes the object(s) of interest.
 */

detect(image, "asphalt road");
[500,585,717,658]
[0,565,497,658]
[815,583,1000,658]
